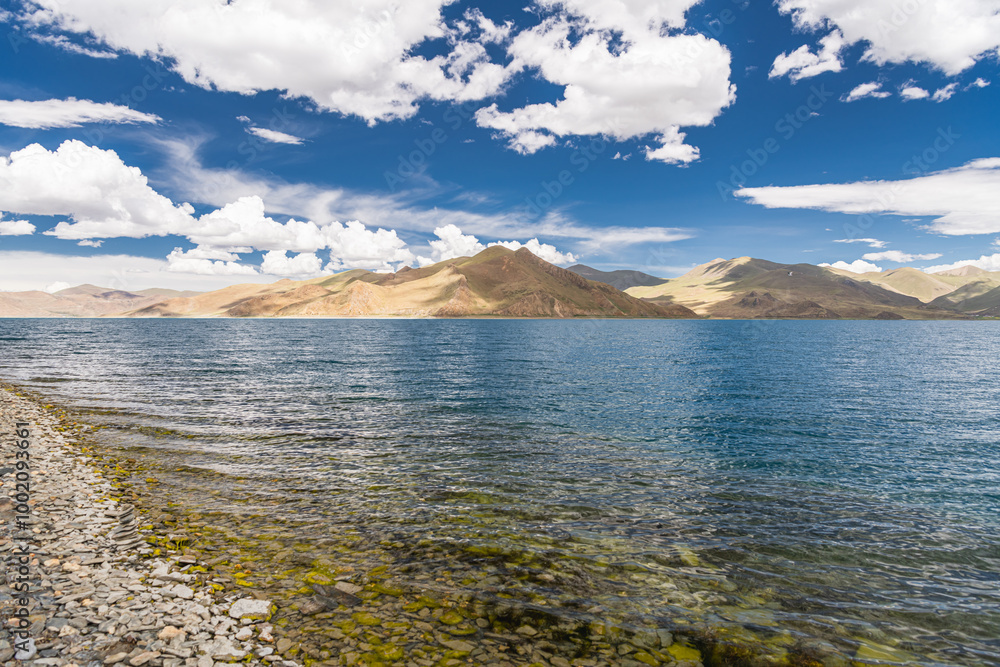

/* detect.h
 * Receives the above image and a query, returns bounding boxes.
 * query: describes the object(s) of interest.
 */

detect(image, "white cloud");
[77,239,103,247]
[506,130,557,155]
[187,197,420,272]
[900,85,930,100]
[0,98,160,128]
[0,250,278,292]
[737,158,1000,235]
[931,83,959,102]
[972,77,991,88]
[842,81,891,102]
[30,34,118,59]
[260,250,324,277]
[324,220,416,272]
[923,254,1000,273]
[0,141,439,277]
[819,259,883,273]
[834,237,887,248]
[474,2,735,163]
[455,8,513,45]
[0,215,35,236]
[535,0,696,34]
[862,250,942,262]
[44,281,72,293]
[0,141,195,240]
[488,238,577,265]
[19,0,510,124]
[171,245,246,261]
[190,196,327,252]
[643,127,699,164]
[420,224,577,266]
[770,30,845,81]
[246,127,304,145]
[776,0,1000,75]
[165,248,258,276]
[427,224,485,263]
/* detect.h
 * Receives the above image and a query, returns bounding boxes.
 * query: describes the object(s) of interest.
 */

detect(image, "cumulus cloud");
[923,254,1000,273]
[737,158,1000,235]
[488,238,577,265]
[324,220,416,272]
[190,197,327,252]
[0,215,35,236]
[245,127,304,145]
[770,30,845,81]
[474,1,735,163]
[900,85,930,100]
[0,141,195,240]
[862,250,942,262]
[189,198,420,272]
[775,0,1000,76]
[18,0,510,124]
[44,281,73,293]
[165,248,258,275]
[427,224,485,263]
[842,81,891,102]
[834,237,887,248]
[0,98,160,129]
[260,250,324,277]
[819,259,883,273]
[419,224,577,266]
[0,141,450,277]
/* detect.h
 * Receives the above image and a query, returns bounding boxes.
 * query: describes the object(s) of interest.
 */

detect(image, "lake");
[2,318,998,665]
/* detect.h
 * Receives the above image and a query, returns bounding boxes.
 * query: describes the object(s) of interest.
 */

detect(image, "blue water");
[2,318,998,664]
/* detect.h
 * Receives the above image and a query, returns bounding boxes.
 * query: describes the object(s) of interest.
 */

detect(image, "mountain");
[134,288,203,298]
[4,252,993,320]
[827,267,958,303]
[933,265,990,278]
[125,247,696,319]
[565,264,667,291]
[0,286,168,318]
[824,265,1000,305]
[626,257,960,319]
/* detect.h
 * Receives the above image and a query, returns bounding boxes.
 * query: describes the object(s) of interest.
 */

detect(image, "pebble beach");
[0,386,296,667]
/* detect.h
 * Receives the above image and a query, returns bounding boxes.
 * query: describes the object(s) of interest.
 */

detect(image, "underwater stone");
[228,598,276,622]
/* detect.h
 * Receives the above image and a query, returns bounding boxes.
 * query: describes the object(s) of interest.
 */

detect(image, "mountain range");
[624,257,1000,319]
[1,248,998,319]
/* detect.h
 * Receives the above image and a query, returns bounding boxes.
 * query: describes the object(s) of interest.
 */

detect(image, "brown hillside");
[123,247,696,319]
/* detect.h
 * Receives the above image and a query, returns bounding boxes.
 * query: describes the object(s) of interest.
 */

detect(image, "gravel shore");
[0,386,296,667]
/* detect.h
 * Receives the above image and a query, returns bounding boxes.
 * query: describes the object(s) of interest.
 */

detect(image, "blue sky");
[0,0,998,292]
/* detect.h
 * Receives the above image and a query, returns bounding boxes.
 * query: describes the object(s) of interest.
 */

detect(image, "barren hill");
[565,264,667,291]
[126,247,696,319]
[0,286,167,318]
[626,257,960,319]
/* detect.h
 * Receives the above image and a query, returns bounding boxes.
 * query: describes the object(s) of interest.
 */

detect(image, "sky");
[0,0,998,292]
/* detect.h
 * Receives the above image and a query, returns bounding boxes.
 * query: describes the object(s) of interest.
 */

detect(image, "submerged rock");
[228,598,276,621]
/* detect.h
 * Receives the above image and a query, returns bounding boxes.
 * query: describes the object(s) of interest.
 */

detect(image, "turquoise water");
[2,319,999,664]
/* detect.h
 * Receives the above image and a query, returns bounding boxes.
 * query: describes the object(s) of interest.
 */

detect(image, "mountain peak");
[933,265,987,277]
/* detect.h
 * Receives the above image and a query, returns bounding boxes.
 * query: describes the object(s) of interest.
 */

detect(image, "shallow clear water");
[2,318,999,664]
